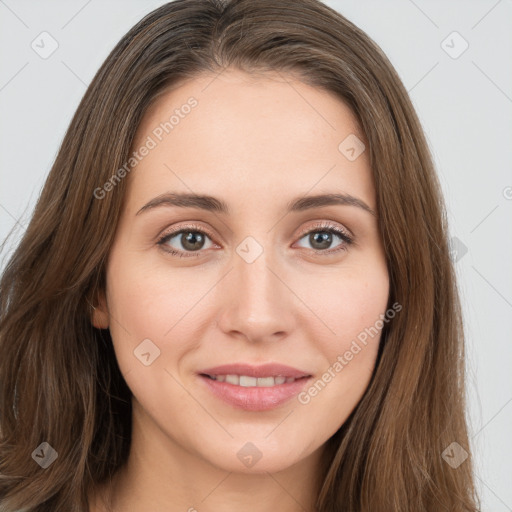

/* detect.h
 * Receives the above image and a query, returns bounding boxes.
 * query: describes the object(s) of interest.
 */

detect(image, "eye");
[294,221,354,255]
[157,223,216,257]
[157,220,354,258]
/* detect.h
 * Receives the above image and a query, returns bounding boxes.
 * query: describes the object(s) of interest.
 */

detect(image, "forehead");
[126,68,374,214]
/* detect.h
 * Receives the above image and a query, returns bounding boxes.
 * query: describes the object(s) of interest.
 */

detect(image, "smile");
[199,374,312,411]
[203,374,300,386]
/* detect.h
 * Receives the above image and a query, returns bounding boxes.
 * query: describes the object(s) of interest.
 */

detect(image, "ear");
[89,290,110,330]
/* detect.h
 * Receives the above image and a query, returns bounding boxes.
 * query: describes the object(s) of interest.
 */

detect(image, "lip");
[199,363,311,379]
[198,363,312,411]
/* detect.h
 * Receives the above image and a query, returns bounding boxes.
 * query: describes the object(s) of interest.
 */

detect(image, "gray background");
[1,1,511,510]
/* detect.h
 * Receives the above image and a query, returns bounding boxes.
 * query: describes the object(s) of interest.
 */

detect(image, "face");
[94,68,389,475]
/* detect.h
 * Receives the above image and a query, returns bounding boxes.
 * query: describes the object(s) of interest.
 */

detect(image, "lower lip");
[199,375,312,411]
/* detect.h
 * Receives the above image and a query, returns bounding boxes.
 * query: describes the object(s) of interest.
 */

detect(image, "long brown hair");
[0,0,480,510]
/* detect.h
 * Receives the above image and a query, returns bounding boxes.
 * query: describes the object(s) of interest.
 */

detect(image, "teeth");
[257,377,275,387]
[239,376,257,387]
[225,374,239,385]
[208,374,300,387]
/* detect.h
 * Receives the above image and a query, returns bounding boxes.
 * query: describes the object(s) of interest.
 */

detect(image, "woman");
[0,0,480,510]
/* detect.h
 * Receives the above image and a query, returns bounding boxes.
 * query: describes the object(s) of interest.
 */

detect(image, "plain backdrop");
[0,1,511,510]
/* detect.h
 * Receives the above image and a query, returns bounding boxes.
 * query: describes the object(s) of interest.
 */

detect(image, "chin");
[199,437,314,475]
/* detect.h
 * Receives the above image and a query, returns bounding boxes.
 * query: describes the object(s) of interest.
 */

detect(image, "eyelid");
[295,220,353,241]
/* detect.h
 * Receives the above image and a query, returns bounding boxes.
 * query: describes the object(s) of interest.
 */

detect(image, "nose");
[215,245,297,344]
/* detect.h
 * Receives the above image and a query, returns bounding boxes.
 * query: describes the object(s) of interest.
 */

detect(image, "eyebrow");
[136,192,376,217]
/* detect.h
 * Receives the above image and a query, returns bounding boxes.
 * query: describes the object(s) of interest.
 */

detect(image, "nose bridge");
[238,246,277,311]
[216,236,295,342]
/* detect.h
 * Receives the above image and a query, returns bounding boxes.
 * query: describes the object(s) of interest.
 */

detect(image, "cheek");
[293,261,389,421]
[296,257,390,351]
[104,249,203,372]
[104,252,209,432]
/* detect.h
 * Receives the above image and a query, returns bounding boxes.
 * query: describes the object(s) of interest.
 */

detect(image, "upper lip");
[199,363,311,379]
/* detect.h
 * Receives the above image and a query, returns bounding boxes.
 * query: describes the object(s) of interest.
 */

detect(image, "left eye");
[295,226,353,253]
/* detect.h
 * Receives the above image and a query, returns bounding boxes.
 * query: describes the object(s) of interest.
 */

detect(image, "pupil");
[310,232,332,250]
[182,232,204,251]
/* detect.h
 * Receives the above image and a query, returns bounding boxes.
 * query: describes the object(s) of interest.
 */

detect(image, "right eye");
[157,224,218,257]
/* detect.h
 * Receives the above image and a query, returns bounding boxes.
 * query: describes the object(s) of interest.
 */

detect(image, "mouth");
[200,374,306,386]
[197,363,312,411]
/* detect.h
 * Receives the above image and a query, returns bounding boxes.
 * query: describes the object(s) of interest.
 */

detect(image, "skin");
[90,68,389,512]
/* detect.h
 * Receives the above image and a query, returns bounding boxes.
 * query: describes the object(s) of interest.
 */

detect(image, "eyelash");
[156,221,354,258]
